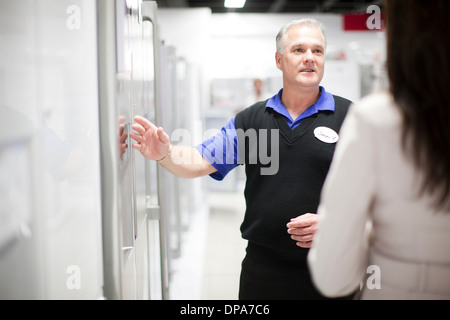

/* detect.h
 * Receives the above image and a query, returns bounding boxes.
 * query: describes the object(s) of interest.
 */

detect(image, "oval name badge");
[314,127,339,144]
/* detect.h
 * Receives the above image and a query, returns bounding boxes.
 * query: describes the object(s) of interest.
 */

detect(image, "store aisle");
[201,191,247,299]
[170,190,247,300]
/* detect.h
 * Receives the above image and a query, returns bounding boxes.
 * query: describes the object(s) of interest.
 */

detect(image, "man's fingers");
[134,115,156,130]
[286,213,317,228]
[287,213,317,249]
[287,225,315,236]
[291,233,314,242]
[157,127,170,144]
[296,241,313,249]
[129,131,142,142]
[132,123,146,135]
[133,117,170,149]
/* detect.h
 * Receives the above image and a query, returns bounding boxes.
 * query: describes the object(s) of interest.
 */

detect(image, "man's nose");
[303,49,315,63]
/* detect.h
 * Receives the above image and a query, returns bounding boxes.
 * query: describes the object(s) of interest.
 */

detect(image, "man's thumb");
[157,127,170,144]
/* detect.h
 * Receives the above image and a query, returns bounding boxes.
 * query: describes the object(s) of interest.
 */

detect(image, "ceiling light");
[224,0,246,9]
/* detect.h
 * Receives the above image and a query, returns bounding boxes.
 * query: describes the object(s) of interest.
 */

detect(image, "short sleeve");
[194,117,241,181]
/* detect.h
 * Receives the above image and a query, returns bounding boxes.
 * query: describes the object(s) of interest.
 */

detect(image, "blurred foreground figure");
[308,0,450,299]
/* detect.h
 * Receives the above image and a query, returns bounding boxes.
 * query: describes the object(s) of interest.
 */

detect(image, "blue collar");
[265,86,335,129]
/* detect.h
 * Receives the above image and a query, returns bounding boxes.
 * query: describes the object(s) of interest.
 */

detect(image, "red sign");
[343,13,386,31]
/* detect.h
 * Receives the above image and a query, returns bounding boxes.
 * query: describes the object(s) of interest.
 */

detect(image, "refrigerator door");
[33,0,104,299]
[0,0,104,299]
[142,0,165,300]
[98,0,155,300]
[130,0,152,301]
[0,1,42,297]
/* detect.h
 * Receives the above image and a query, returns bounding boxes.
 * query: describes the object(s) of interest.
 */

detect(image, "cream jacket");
[308,91,450,299]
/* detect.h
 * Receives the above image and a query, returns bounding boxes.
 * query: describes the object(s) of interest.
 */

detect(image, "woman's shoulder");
[350,90,401,127]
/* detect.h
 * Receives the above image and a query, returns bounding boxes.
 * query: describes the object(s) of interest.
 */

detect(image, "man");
[131,18,353,299]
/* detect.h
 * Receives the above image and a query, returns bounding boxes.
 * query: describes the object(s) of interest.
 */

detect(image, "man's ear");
[275,52,282,70]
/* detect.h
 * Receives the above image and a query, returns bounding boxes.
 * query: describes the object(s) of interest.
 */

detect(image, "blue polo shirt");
[195,86,335,181]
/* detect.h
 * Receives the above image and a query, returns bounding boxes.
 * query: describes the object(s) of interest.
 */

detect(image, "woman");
[307,0,450,299]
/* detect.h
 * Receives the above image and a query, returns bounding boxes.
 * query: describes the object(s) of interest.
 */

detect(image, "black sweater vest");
[234,95,351,268]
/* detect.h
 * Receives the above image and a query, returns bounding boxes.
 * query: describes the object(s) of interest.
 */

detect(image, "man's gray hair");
[276,18,327,54]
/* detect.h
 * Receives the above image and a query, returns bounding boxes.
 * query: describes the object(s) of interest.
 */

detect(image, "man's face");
[276,25,326,89]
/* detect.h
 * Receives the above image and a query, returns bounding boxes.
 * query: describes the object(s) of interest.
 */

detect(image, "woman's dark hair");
[385,0,450,210]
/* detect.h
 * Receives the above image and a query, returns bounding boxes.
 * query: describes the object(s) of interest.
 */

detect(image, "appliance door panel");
[142,1,165,299]
[34,0,103,299]
[115,0,137,299]
[0,4,37,287]
[0,0,103,299]
[131,0,147,240]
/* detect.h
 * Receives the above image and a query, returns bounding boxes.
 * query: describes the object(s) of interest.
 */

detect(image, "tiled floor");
[170,189,247,300]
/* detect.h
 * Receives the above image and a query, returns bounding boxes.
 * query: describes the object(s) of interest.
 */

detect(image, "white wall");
[158,8,212,68]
